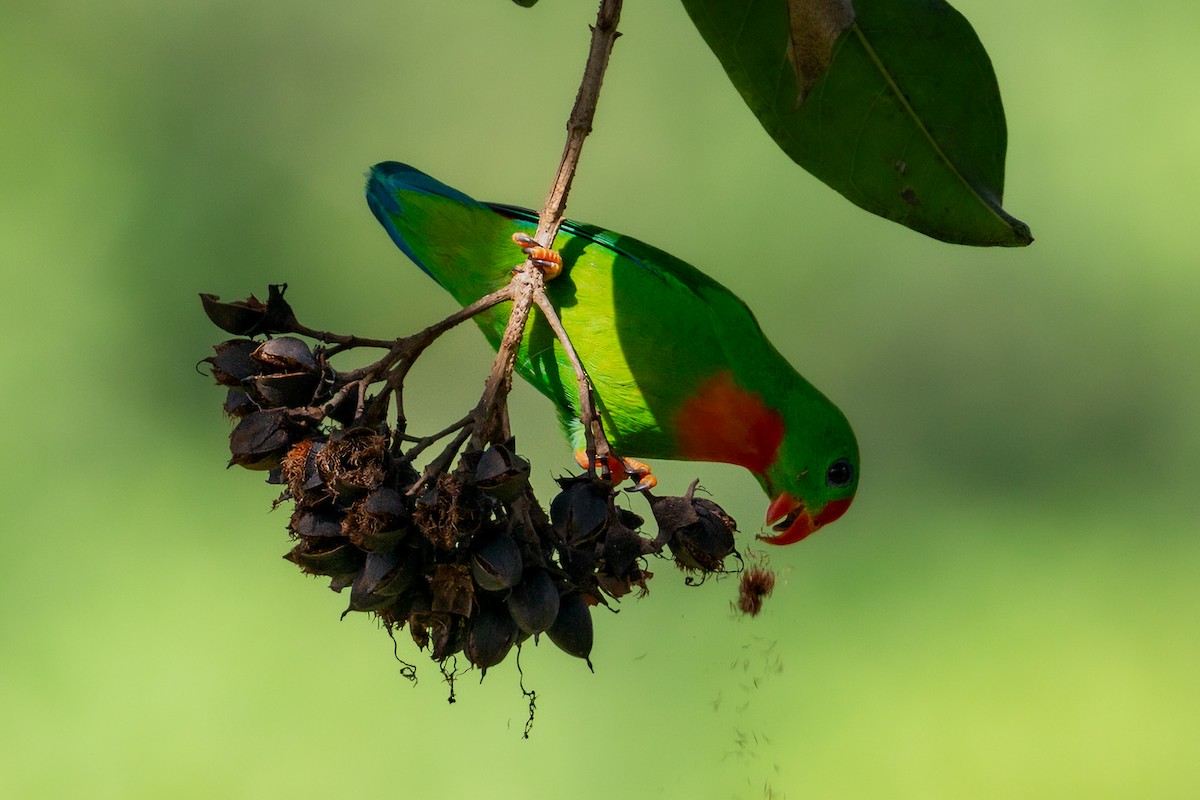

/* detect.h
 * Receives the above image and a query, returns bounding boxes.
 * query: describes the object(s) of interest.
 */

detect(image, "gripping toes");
[512,232,563,279]
[573,450,658,492]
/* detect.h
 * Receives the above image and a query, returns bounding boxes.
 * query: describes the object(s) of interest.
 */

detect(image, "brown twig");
[533,0,624,248]
[468,0,624,460]
[532,290,613,476]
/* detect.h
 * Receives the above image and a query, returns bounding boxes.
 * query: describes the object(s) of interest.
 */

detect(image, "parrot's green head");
[755,409,859,546]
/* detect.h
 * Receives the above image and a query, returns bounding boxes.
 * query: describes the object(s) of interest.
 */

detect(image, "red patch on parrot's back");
[674,371,784,474]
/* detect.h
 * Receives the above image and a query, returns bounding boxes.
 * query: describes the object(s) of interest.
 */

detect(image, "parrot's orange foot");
[512,232,563,279]
[573,450,658,492]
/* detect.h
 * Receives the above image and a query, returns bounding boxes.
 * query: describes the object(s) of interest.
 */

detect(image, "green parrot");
[366,162,858,544]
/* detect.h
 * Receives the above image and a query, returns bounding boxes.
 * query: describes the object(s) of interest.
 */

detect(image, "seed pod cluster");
[202,286,744,688]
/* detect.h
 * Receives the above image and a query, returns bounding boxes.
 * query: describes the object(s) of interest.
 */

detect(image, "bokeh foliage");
[1,0,1197,797]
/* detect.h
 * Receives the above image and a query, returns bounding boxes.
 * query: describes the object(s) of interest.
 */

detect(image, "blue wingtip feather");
[365,162,483,278]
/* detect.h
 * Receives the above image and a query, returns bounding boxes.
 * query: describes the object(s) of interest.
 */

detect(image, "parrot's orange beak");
[760,492,853,545]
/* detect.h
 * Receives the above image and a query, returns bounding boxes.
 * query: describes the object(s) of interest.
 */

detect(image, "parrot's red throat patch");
[674,372,785,473]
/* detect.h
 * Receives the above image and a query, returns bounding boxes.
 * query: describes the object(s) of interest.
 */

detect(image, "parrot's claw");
[512,232,563,280]
[573,450,657,492]
[621,457,658,492]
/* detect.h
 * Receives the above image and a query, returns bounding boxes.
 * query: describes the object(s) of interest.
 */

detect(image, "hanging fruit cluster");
[201,286,745,684]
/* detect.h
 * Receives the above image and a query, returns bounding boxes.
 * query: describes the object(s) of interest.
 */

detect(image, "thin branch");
[468,0,624,454]
[469,270,540,449]
[404,414,473,462]
[532,289,612,476]
[534,0,624,247]
[408,285,516,353]
[409,424,474,497]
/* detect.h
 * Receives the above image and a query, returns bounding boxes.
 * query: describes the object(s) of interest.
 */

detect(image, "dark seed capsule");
[506,568,560,634]
[363,486,407,523]
[200,294,269,336]
[557,544,597,586]
[550,476,611,544]
[409,608,463,660]
[546,592,594,667]
[206,339,261,386]
[429,617,465,661]
[283,538,364,579]
[228,409,294,470]
[315,429,388,496]
[253,336,318,374]
[615,507,645,530]
[648,483,737,572]
[291,510,343,538]
[223,388,256,418]
[470,532,523,591]
[674,497,737,572]
[347,487,411,551]
[347,549,420,613]
[248,371,320,409]
[473,443,531,503]
[601,521,658,579]
[464,600,519,672]
[347,550,400,613]
[260,283,301,333]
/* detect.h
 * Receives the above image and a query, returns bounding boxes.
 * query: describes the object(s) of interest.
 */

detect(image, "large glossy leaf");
[680,0,1032,246]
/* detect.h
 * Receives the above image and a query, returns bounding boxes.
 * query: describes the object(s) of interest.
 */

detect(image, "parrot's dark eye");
[825,458,854,488]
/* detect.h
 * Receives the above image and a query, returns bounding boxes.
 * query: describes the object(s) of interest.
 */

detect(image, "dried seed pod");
[200,294,270,336]
[291,509,343,538]
[248,371,320,409]
[615,507,644,530]
[222,388,256,418]
[409,606,463,660]
[550,476,611,544]
[253,336,319,374]
[470,532,523,591]
[557,542,598,587]
[464,599,519,672]
[414,474,479,548]
[648,481,737,573]
[206,339,261,386]
[345,487,411,551]
[601,521,658,579]
[228,409,295,470]
[283,537,364,579]
[430,563,475,617]
[347,548,420,613]
[546,591,594,668]
[199,285,297,335]
[281,439,327,501]
[315,428,388,496]
[506,568,560,635]
[377,589,419,628]
[473,443,531,503]
[671,497,736,572]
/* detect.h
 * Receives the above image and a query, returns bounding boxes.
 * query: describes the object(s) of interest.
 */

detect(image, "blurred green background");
[3,1,1197,797]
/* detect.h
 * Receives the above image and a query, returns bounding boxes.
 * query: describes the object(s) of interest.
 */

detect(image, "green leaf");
[680,0,1032,246]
